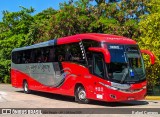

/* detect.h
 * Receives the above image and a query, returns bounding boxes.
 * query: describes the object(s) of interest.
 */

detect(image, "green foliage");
[138,0,160,87]
[0,0,159,87]
[0,7,35,83]
[145,62,160,87]
[27,8,57,43]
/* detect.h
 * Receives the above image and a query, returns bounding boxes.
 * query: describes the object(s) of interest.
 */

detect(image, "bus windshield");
[107,44,145,83]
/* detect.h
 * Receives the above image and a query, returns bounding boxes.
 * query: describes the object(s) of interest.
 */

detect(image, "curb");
[145,96,160,100]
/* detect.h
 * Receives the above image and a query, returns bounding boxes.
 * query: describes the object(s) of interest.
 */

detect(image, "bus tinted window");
[93,53,105,78]
[82,40,100,65]
[22,50,31,63]
[36,48,49,63]
[48,48,55,62]
[55,43,86,65]
[12,52,18,64]
[12,42,86,65]
[55,45,66,62]
[12,51,23,64]
[82,40,100,58]
[12,46,55,64]
[68,43,85,65]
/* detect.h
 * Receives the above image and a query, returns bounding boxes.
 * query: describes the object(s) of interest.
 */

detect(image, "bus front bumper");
[105,88,146,102]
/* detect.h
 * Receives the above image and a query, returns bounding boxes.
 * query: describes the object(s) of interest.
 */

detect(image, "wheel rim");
[78,90,86,100]
[24,83,28,92]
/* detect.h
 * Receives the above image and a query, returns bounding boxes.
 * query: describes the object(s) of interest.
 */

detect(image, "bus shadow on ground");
[16,90,149,107]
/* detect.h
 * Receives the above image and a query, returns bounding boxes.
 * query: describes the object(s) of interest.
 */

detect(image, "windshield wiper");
[120,52,129,83]
[120,68,128,83]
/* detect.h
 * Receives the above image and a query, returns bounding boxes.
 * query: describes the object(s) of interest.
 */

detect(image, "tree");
[138,0,160,87]
[0,7,35,83]
[48,0,94,37]
[27,8,57,44]
[89,0,148,39]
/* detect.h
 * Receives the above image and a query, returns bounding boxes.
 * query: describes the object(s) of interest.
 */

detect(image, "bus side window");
[48,47,55,62]
[69,43,85,65]
[25,50,31,63]
[55,45,65,62]
[93,53,105,79]
[36,48,46,63]
[82,40,100,66]
[21,52,25,63]
[40,50,46,62]
[34,49,41,63]
[17,51,22,64]
[86,51,93,73]
[65,46,72,61]
[12,52,18,64]
[30,50,35,63]
[58,55,64,62]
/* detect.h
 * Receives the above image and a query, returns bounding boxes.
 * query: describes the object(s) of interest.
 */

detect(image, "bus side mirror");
[88,47,111,63]
[140,49,156,65]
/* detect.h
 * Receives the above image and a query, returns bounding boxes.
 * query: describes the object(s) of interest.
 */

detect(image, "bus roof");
[12,40,55,52]
[12,33,136,52]
[57,33,137,45]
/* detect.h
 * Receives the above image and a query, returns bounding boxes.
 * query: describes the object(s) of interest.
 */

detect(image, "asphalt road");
[0,84,160,117]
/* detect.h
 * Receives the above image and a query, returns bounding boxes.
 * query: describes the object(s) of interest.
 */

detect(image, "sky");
[0,0,67,21]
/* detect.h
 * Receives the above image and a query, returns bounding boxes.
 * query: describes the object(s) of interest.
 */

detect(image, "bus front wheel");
[23,81,31,94]
[75,86,89,104]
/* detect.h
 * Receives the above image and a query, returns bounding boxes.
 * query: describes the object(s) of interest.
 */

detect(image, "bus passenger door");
[92,53,106,100]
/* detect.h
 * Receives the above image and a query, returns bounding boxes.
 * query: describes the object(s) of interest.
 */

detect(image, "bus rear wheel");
[23,81,31,94]
[75,86,89,104]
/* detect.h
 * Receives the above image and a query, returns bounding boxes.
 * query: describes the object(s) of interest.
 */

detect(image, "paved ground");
[0,84,160,117]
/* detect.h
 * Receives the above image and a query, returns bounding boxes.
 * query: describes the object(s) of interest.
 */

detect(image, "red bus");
[11,33,155,103]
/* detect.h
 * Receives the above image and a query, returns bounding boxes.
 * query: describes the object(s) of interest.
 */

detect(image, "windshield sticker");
[109,45,123,49]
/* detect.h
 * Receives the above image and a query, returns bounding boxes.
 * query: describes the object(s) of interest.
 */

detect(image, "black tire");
[75,86,89,104]
[23,81,31,94]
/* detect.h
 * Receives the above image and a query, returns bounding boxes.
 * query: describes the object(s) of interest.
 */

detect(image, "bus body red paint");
[11,33,154,102]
